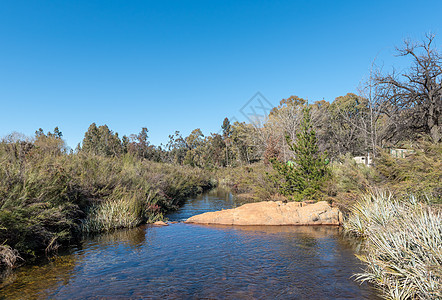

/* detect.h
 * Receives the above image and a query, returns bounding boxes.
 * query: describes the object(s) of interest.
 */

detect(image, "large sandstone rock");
[185,201,342,226]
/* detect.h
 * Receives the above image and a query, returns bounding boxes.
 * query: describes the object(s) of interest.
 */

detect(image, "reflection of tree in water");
[0,255,79,299]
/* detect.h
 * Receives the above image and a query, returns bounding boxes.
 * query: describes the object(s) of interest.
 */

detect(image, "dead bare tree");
[357,59,391,158]
[375,33,442,142]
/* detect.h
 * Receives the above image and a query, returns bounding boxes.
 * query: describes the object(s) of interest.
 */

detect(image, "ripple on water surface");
[0,190,379,299]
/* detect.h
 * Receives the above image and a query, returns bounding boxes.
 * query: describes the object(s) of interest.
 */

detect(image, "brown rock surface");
[185,201,342,226]
[153,221,169,226]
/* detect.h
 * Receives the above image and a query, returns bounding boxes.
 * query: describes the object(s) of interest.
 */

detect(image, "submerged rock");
[185,201,342,226]
[153,221,169,226]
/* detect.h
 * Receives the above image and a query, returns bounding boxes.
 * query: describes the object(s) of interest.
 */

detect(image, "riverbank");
[0,142,215,269]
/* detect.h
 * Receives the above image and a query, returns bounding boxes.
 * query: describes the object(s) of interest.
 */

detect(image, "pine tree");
[271,106,330,201]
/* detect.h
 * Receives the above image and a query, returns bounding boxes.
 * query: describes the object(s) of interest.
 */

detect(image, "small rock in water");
[153,221,169,226]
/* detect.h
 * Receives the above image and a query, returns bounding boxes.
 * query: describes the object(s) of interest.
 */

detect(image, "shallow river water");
[0,189,379,299]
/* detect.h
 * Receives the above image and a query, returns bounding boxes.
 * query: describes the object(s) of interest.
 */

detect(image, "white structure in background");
[353,153,372,166]
[389,148,415,158]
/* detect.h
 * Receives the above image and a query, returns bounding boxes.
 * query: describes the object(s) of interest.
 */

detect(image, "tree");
[183,129,204,167]
[358,60,390,158]
[33,127,67,156]
[265,96,307,161]
[328,93,369,157]
[221,118,231,166]
[375,34,442,142]
[81,123,122,156]
[165,131,188,164]
[127,127,151,159]
[270,106,330,201]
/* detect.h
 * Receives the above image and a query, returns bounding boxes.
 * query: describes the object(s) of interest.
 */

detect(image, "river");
[0,189,379,299]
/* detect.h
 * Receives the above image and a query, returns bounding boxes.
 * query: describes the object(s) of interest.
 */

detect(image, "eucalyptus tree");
[81,123,122,156]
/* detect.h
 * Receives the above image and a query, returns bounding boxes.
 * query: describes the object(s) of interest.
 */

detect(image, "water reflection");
[0,190,379,299]
[84,225,147,249]
[166,188,245,222]
[0,255,79,300]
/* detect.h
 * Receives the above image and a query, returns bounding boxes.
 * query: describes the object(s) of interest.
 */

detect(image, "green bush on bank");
[325,154,375,209]
[325,140,441,209]
[375,141,441,203]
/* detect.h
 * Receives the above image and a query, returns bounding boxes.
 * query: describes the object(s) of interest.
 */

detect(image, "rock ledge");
[185,201,342,226]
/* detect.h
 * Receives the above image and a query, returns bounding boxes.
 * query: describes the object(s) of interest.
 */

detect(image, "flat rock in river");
[184,201,342,226]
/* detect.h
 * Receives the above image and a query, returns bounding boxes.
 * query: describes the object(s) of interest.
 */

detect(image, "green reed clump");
[81,189,145,233]
[344,191,442,299]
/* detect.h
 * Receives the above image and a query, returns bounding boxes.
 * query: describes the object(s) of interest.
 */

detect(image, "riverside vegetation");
[1,35,441,299]
[0,131,214,268]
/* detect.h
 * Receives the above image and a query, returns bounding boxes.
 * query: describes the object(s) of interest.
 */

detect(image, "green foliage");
[80,123,123,156]
[270,106,330,201]
[0,141,83,260]
[325,154,375,209]
[374,140,442,203]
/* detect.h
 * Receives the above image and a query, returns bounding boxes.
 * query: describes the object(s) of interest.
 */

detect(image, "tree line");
[62,35,439,169]
[6,35,439,169]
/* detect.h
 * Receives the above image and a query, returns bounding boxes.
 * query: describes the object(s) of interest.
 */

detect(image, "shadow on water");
[0,189,380,299]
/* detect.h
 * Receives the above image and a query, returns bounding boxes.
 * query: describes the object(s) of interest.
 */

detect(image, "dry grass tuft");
[344,191,441,299]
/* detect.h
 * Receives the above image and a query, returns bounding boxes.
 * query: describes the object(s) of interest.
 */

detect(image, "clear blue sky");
[1,0,441,148]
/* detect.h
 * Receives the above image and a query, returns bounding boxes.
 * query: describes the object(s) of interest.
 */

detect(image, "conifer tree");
[271,106,330,201]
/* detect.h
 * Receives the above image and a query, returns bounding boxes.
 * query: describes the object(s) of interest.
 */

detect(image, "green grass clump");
[344,191,441,299]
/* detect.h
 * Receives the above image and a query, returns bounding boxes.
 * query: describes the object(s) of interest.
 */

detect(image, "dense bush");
[375,141,441,203]
[325,154,375,209]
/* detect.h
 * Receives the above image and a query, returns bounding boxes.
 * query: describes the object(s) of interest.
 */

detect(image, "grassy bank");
[0,141,214,268]
[344,191,441,299]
